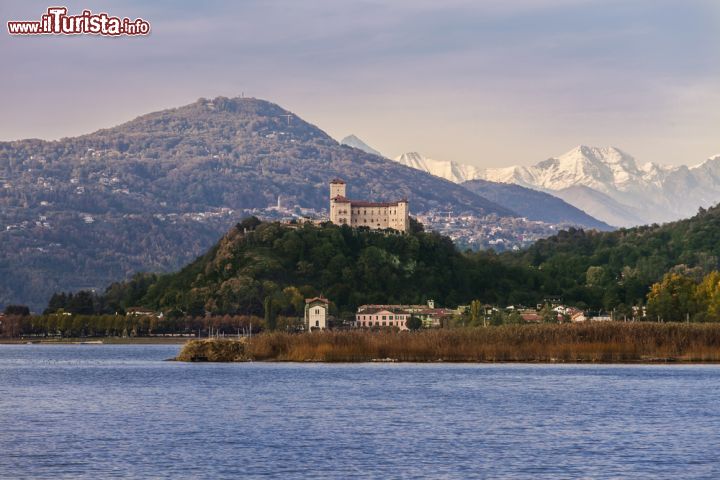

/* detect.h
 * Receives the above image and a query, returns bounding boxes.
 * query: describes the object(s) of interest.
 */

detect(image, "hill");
[0,96,516,311]
[461,179,612,230]
[88,217,533,318]
[47,203,720,318]
[505,204,720,311]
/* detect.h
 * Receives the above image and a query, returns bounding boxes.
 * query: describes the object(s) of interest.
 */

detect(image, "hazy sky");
[2,0,719,167]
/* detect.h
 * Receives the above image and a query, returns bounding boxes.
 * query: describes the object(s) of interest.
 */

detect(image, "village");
[302,296,623,332]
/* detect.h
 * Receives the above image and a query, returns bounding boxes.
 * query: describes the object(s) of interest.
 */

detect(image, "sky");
[1,0,719,167]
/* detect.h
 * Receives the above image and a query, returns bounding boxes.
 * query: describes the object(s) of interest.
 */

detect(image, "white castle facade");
[329,179,409,232]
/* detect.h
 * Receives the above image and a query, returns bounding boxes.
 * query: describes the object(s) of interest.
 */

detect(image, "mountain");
[394,152,482,184]
[550,185,645,228]
[480,146,720,227]
[0,96,516,311]
[461,179,612,230]
[395,146,720,228]
[340,134,384,157]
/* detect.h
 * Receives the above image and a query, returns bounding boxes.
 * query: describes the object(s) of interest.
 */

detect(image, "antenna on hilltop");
[280,114,293,126]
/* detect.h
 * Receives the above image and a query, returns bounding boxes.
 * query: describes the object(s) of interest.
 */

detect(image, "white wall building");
[305,297,329,331]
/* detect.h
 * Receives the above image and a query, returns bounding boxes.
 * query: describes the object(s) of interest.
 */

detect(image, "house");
[354,300,454,329]
[329,179,409,232]
[520,311,542,323]
[305,297,329,331]
[355,306,411,330]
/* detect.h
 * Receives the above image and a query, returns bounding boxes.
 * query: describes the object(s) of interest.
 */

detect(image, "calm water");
[1,345,720,479]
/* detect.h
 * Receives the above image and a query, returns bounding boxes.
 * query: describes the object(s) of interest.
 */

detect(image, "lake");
[1,345,719,479]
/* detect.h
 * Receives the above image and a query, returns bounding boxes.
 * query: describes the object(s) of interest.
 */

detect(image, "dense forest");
[506,204,720,314]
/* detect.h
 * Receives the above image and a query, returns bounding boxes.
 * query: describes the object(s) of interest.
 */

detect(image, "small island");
[175,323,720,363]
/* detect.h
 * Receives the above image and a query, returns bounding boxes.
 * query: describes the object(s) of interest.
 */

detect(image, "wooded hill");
[69,203,720,318]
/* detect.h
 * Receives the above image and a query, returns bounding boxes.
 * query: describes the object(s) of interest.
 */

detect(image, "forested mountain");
[461,179,612,230]
[0,96,516,311]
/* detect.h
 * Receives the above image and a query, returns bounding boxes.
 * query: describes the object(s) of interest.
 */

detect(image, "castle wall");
[329,180,408,232]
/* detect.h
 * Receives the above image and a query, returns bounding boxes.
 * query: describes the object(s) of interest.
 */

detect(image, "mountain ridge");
[392,146,720,227]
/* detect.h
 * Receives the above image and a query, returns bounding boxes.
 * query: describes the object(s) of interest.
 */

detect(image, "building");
[305,297,329,331]
[329,179,409,232]
[354,300,454,330]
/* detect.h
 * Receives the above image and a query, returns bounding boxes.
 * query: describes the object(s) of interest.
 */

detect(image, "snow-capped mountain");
[394,146,720,227]
[394,152,483,183]
[481,146,720,227]
[340,134,385,157]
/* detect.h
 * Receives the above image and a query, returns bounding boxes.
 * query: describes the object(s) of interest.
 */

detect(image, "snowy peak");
[340,134,385,157]
[394,151,482,183]
[390,143,720,228]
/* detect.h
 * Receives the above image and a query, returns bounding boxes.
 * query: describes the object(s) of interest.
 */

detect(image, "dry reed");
[177,323,720,362]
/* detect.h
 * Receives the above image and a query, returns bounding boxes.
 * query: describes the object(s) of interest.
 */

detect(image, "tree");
[264,296,277,331]
[469,300,483,327]
[540,304,557,323]
[694,271,720,321]
[505,310,523,325]
[586,266,605,287]
[406,314,422,330]
[646,273,698,322]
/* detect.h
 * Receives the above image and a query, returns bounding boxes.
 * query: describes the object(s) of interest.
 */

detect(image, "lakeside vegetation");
[177,323,720,363]
[0,312,264,339]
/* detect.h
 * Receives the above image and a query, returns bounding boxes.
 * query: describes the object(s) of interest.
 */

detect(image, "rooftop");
[331,195,407,208]
[306,296,330,304]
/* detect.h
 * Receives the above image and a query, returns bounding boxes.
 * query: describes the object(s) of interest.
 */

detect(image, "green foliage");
[95,220,535,317]
[504,206,720,309]
[646,271,720,322]
[406,315,423,330]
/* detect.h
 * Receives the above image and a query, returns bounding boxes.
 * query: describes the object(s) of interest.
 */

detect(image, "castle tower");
[330,178,346,199]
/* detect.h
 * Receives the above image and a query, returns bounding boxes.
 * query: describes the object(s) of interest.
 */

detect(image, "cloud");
[0,0,718,166]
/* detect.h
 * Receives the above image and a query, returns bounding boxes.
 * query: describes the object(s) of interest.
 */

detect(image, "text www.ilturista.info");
[7,7,150,36]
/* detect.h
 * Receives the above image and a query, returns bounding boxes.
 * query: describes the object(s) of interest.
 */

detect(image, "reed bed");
[177,323,720,362]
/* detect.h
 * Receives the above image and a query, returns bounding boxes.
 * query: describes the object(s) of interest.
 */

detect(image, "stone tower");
[330,178,346,199]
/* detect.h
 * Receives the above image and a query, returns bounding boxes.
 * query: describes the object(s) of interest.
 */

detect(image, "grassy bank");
[176,323,720,362]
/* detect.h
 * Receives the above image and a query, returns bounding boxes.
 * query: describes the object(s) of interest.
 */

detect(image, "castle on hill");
[329,179,409,232]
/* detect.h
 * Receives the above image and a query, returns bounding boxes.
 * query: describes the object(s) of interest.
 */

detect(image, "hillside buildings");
[305,297,329,331]
[329,179,409,232]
